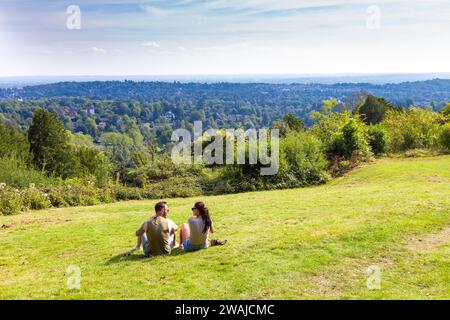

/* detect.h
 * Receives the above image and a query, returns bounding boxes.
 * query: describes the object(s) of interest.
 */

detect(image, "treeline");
[2,79,450,107]
[1,96,449,214]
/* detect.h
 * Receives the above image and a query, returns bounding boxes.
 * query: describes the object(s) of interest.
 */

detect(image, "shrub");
[382,107,442,152]
[73,147,112,187]
[115,187,143,201]
[47,187,69,207]
[214,131,329,193]
[22,187,51,210]
[0,157,60,189]
[403,149,440,158]
[310,110,351,148]
[62,184,100,206]
[123,155,204,187]
[98,187,116,204]
[326,119,371,161]
[368,125,387,156]
[280,131,329,185]
[0,188,23,215]
[439,122,450,152]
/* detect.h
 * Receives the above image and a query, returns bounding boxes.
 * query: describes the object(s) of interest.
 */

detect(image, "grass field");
[0,156,449,299]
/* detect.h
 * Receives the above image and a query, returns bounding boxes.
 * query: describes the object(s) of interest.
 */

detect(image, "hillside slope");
[0,157,449,299]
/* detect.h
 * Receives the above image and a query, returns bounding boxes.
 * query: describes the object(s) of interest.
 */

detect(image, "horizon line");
[2,72,450,79]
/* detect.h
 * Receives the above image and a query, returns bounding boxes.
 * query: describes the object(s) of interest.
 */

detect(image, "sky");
[1,0,450,76]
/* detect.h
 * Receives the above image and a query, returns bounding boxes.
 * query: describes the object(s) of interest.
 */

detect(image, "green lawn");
[0,157,449,299]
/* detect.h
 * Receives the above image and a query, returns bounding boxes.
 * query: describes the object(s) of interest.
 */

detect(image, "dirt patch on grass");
[0,214,72,233]
[311,274,344,296]
[407,227,450,252]
[422,175,449,183]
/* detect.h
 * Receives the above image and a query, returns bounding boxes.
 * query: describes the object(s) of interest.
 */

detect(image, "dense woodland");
[0,80,449,215]
[1,80,449,149]
[2,79,450,107]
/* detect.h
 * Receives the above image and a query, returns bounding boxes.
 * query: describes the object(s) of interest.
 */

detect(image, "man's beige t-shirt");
[136,216,178,256]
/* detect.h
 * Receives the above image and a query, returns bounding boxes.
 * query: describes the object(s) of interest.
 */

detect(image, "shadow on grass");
[105,248,189,265]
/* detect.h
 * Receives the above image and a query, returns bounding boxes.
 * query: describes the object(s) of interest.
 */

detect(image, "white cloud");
[87,47,106,54]
[140,41,161,49]
[195,41,251,52]
[140,6,169,18]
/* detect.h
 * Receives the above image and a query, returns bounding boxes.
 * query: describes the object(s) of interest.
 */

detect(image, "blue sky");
[1,0,449,76]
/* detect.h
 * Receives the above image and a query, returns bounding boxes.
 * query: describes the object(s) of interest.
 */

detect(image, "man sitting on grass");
[134,201,178,257]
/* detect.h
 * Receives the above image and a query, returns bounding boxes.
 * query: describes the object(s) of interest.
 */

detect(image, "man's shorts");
[141,234,175,256]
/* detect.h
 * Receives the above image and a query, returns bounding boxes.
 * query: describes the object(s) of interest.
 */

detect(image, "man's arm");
[168,220,178,247]
[168,219,178,234]
[136,223,146,237]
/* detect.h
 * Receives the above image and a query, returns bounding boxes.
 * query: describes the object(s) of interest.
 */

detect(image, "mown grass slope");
[0,156,449,299]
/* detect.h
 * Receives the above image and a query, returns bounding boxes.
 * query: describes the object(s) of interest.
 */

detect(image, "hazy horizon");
[2,72,450,85]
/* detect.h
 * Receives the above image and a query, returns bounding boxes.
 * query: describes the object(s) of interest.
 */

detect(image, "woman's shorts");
[183,238,208,252]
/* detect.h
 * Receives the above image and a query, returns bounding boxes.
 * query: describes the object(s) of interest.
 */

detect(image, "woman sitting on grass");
[179,201,225,252]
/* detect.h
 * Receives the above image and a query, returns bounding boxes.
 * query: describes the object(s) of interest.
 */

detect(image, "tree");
[321,99,340,115]
[74,147,111,187]
[99,132,135,168]
[441,103,450,121]
[345,91,369,111]
[357,95,393,125]
[283,114,305,132]
[85,118,98,137]
[28,109,74,177]
[0,124,31,161]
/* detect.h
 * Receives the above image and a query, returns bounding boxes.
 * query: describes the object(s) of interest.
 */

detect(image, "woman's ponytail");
[195,201,212,234]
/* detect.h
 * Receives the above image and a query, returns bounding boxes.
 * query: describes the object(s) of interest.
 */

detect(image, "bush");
[0,187,23,215]
[73,147,112,187]
[98,187,116,204]
[439,122,450,152]
[115,187,143,201]
[213,131,329,193]
[47,187,69,207]
[368,125,387,156]
[143,174,204,199]
[0,157,60,189]
[22,187,51,210]
[280,131,329,185]
[310,110,351,148]
[62,184,100,206]
[326,119,371,161]
[382,107,442,152]
[403,149,440,158]
[123,155,204,187]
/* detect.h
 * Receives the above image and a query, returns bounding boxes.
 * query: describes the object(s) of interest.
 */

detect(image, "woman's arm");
[210,221,215,233]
